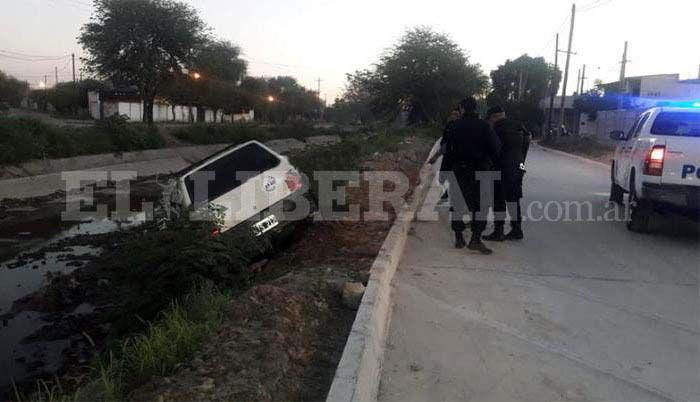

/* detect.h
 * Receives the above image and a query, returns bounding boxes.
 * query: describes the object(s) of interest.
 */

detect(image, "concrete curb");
[325,141,439,402]
[536,143,611,169]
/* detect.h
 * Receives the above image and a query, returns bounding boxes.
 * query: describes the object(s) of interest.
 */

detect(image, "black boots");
[455,232,466,249]
[483,223,505,242]
[456,232,493,254]
[504,227,524,240]
[468,236,493,255]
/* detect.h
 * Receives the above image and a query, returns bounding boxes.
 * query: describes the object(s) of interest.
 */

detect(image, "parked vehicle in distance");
[172,140,309,238]
[610,106,700,232]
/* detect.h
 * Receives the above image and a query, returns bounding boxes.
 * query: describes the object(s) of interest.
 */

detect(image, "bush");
[172,122,342,145]
[101,210,270,333]
[172,122,262,144]
[541,135,614,158]
[0,117,165,164]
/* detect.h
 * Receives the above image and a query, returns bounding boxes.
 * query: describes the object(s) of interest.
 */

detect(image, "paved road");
[378,146,699,402]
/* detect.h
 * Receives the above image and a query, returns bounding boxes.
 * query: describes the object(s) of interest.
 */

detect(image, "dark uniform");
[489,118,531,238]
[446,112,501,243]
[437,119,457,184]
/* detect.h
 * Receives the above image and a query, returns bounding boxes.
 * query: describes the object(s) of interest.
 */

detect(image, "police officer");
[483,106,531,241]
[446,97,501,254]
[429,107,461,201]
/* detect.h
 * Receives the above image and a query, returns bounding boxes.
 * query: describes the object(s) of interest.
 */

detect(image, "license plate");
[252,215,279,236]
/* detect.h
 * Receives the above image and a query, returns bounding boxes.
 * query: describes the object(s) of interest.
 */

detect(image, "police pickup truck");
[610,106,700,232]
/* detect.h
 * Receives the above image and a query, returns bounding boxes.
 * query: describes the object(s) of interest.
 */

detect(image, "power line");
[0,52,71,62]
[579,0,614,12]
[0,49,71,59]
[49,0,92,12]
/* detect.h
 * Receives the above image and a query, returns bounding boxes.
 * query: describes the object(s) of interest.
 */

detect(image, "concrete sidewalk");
[377,146,699,402]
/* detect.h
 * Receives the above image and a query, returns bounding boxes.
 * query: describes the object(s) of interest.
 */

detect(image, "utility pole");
[517,71,524,101]
[55,66,58,87]
[44,74,47,90]
[316,77,322,97]
[558,3,576,134]
[547,33,560,134]
[576,69,581,95]
[618,41,629,109]
[72,53,76,83]
[580,64,587,93]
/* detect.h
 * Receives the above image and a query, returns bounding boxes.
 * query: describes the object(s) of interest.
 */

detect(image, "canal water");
[0,214,145,388]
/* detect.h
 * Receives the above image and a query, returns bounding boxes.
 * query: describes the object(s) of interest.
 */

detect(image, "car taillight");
[211,228,221,237]
[644,145,665,176]
[285,170,303,192]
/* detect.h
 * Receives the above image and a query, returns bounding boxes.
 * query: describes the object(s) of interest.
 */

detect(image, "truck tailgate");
[662,137,700,186]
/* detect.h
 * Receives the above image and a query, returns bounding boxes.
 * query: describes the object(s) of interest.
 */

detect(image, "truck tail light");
[285,170,303,192]
[644,145,665,176]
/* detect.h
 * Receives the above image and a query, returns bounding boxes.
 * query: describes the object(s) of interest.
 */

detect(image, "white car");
[610,106,700,232]
[172,140,308,237]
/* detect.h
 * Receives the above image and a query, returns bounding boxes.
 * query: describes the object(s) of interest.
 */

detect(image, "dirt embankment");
[128,144,429,402]
[1,136,433,401]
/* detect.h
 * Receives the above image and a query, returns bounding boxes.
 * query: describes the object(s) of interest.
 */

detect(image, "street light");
[267,95,275,103]
[192,72,201,80]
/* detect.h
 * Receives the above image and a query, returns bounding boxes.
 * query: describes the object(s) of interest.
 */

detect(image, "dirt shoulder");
[538,136,614,165]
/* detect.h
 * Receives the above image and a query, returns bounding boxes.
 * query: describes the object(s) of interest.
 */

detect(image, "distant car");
[610,106,700,232]
[172,140,309,238]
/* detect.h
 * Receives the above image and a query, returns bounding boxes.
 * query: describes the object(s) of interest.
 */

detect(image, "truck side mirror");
[609,130,625,141]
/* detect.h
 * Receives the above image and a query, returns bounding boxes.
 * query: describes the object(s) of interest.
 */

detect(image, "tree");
[46,79,107,117]
[0,71,29,107]
[79,0,207,124]
[487,54,561,130]
[192,40,247,83]
[339,27,487,124]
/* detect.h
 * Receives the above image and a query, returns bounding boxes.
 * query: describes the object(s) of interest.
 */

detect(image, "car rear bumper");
[642,183,700,218]
[222,190,312,238]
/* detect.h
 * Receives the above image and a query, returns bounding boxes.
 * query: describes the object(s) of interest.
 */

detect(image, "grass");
[0,116,165,165]
[171,121,344,145]
[19,284,230,402]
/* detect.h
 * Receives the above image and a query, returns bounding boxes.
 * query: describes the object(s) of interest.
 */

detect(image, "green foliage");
[0,70,29,107]
[487,54,561,130]
[192,39,247,82]
[336,27,487,124]
[172,121,340,145]
[79,0,207,123]
[21,285,230,402]
[0,117,164,165]
[41,80,107,117]
[103,211,269,332]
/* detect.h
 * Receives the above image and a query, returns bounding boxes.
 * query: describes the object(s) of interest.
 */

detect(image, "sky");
[1,0,698,103]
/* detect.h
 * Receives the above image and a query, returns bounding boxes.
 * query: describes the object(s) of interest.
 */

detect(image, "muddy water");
[0,215,145,388]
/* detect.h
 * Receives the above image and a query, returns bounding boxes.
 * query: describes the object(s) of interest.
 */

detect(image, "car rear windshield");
[650,112,700,137]
[184,143,281,205]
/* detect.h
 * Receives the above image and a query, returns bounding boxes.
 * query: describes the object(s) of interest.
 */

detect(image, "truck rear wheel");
[610,163,624,205]
[626,174,651,233]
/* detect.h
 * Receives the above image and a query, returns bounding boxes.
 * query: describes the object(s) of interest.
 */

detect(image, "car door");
[619,113,650,188]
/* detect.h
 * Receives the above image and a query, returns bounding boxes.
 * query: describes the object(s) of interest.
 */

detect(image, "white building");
[87,90,254,123]
[579,74,700,140]
[601,74,700,107]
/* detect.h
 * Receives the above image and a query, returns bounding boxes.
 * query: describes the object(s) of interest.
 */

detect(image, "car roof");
[643,106,700,114]
[657,106,700,113]
[176,140,282,178]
